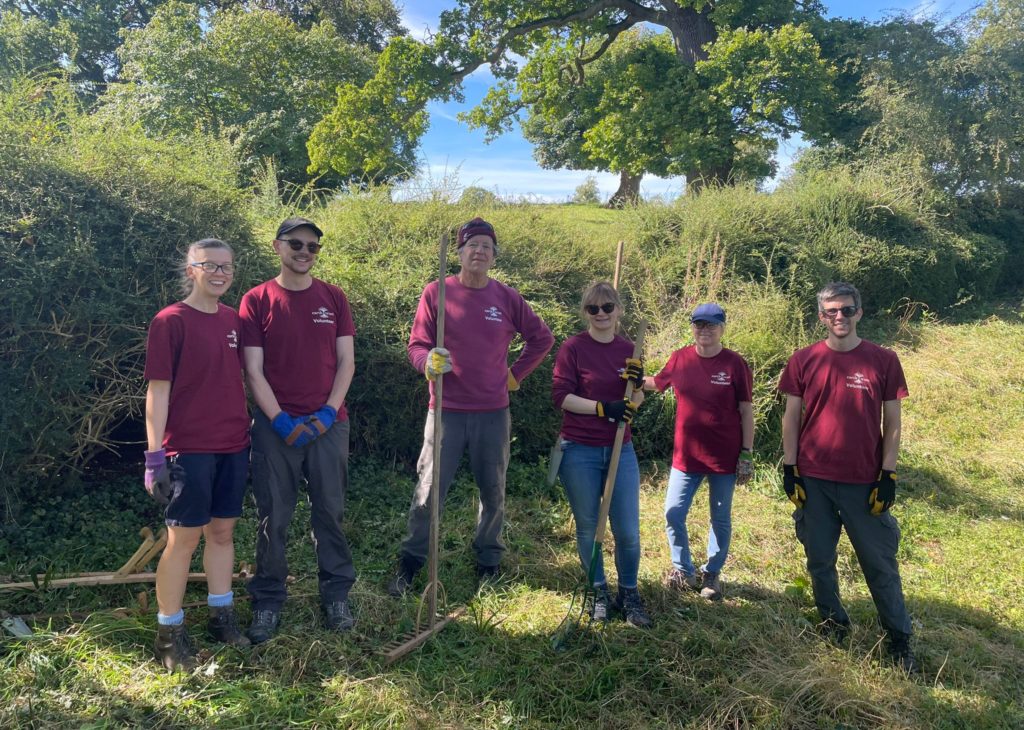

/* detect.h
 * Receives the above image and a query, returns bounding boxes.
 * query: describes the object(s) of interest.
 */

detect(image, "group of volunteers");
[142,216,917,675]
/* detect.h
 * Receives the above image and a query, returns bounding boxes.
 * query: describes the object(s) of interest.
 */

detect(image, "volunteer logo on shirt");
[846,372,870,390]
[226,329,238,349]
[711,371,731,386]
[312,306,335,325]
[484,305,503,323]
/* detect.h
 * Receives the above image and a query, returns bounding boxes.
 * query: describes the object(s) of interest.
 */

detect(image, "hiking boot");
[476,563,501,586]
[590,584,612,623]
[321,600,355,632]
[617,586,653,629]
[700,571,723,601]
[817,618,851,647]
[208,605,250,647]
[154,623,197,672]
[245,608,280,644]
[663,567,700,592]
[887,631,919,674]
[386,559,421,597]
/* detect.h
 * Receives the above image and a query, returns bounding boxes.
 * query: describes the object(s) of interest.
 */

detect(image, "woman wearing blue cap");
[645,303,754,600]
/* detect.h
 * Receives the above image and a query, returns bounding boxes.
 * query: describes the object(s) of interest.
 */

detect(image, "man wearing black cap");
[387,217,554,594]
[239,217,358,642]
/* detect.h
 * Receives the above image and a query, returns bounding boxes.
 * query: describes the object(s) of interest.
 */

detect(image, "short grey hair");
[816,281,861,312]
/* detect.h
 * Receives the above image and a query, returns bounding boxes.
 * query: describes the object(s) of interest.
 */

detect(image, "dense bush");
[0,79,268,516]
[625,160,1009,318]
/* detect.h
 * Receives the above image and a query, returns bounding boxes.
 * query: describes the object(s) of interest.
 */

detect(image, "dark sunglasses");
[584,303,616,315]
[821,305,858,319]
[691,320,721,329]
[277,238,322,254]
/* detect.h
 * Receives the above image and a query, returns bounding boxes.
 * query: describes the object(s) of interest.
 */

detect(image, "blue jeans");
[665,468,736,575]
[558,440,641,588]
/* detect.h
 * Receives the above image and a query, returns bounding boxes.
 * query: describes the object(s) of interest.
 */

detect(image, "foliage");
[571,175,601,205]
[315,1,837,191]
[0,78,267,517]
[812,0,1024,198]
[248,0,405,51]
[459,185,499,206]
[0,0,175,89]
[0,0,403,94]
[2,314,1023,727]
[0,10,75,81]
[105,2,376,186]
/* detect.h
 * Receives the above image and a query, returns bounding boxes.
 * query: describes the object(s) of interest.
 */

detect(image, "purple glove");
[144,449,173,505]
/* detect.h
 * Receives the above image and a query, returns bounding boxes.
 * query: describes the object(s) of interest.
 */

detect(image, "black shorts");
[165,448,249,528]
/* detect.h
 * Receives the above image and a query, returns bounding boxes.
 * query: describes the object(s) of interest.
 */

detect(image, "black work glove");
[621,358,645,389]
[596,399,638,424]
[783,464,806,509]
[869,469,897,515]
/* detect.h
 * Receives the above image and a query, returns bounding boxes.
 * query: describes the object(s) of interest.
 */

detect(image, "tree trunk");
[685,165,731,194]
[606,170,643,208]
[665,6,717,64]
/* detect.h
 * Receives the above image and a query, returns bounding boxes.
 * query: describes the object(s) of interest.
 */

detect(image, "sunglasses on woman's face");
[585,303,616,315]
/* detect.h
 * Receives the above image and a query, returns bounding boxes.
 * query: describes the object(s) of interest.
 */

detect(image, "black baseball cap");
[275,217,323,239]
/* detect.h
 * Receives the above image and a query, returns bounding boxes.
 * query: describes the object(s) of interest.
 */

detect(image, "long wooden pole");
[428,233,449,628]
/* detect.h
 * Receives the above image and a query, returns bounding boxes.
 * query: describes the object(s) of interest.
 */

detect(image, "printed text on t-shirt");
[312,306,335,325]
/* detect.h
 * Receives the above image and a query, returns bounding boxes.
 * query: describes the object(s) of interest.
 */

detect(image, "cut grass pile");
[1,306,1022,728]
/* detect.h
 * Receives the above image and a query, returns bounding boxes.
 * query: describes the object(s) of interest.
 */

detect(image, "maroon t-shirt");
[408,276,554,412]
[144,302,250,455]
[653,346,753,474]
[778,339,909,484]
[552,332,634,446]
[239,278,356,418]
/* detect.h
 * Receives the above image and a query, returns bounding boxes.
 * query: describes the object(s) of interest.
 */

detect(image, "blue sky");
[396,1,979,202]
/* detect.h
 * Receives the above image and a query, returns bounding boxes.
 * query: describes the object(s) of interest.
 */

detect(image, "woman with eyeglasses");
[143,238,251,671]
[645,303,753,601]
[551,281,651,628]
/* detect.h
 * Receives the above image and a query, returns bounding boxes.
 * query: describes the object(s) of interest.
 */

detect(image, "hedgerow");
[0,78,269,516]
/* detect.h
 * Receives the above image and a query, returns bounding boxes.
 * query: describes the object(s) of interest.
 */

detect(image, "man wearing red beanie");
[388,217,554,594]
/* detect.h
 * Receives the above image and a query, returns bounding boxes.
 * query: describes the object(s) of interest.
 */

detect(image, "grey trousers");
[794,476,912,635]
[399,408,511,570]
[248,411,356,609]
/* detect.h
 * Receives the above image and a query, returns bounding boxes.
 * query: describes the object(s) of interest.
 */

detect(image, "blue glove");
[307,405,337,437]
[272,412,317,447]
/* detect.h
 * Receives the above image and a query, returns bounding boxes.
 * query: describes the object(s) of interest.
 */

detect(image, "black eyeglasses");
[692,320,721,330]
[821,305,858,319]
[277,238,322,254]
[584,303,616,315]
[189,261,235,274]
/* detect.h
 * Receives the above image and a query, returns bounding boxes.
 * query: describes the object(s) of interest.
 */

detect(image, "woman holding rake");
[551,281,651,628]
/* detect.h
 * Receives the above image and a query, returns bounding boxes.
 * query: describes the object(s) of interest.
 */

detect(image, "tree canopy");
[309,0,836,195]
[100,1,405,185]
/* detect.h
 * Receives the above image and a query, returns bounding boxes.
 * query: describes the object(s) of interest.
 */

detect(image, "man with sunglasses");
[387,217,554,595]
[779,281,917,673]
[239,217,358,642]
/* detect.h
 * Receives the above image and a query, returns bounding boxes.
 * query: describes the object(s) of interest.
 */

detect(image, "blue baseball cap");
[691,303,726,324]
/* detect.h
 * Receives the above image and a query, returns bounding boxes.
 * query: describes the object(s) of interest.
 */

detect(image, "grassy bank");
[2,302,1022,727]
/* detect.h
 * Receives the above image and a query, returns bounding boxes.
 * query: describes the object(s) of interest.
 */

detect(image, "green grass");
[2,307,1023,728]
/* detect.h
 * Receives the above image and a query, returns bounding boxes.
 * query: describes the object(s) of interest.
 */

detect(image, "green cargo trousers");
[794,476,913,635]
